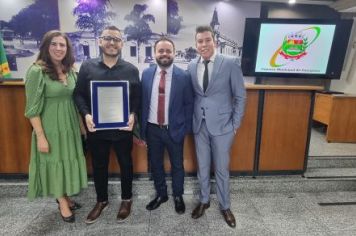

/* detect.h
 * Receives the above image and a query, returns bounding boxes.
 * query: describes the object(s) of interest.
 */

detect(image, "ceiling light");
[289,0,296,4]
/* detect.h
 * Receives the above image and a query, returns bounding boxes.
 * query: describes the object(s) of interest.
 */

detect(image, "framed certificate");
[90,80,130,130]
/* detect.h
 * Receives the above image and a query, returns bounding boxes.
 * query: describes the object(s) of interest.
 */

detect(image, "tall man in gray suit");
[187,26,246,228]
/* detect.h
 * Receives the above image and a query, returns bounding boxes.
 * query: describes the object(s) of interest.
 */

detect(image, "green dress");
[25,64,88,200]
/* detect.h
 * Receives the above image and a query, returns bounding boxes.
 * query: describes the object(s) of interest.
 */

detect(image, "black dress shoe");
[221,209,236,228]
[146,196,168,211]
[56,199,82,211]
[174,196,185,214]
[191,202,210,219]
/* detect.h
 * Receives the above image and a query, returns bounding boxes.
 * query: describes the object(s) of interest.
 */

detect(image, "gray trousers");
[194,120,235,210]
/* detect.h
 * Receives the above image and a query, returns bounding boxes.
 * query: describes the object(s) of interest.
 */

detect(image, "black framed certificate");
[90,80,130,130]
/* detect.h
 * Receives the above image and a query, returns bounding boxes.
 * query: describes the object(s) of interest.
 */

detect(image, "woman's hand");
[28,117,49,153]
[37,134,49,153]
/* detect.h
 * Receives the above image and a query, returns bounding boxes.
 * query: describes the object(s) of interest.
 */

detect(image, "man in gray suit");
[187,26,246,228]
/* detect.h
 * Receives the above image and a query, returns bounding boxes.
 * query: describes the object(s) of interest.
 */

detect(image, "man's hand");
[119,113,135,132]
[85,114,96,132]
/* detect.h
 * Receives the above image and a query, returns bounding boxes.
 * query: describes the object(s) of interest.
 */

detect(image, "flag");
[0,37,11,78]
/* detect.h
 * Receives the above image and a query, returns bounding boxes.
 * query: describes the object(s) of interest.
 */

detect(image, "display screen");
[241,18,353,79]
[255,24,336,74]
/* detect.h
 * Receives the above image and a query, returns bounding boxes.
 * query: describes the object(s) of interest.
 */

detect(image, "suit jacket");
[187,54,246,136]
[141,64,194,143]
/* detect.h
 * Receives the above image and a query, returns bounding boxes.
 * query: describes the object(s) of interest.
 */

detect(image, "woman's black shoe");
[56,199,76,223]
[68,202,82,211]
[60,211,75,223]
[56,199,82,211]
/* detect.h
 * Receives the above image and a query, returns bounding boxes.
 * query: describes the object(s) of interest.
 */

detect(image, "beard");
[101,47,121,58]
[156,56,174,68]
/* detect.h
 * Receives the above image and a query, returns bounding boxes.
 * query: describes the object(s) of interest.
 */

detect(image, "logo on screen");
[270,26,321,67]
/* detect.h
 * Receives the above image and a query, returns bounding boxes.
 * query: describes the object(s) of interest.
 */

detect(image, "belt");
[148,122,168,129]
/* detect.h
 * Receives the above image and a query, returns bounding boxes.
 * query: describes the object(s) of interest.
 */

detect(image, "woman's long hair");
[36,30,75,81]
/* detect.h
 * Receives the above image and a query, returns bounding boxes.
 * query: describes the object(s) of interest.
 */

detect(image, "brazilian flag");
[0,37,11,78]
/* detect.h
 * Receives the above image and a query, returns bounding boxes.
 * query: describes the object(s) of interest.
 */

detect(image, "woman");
[25,30,88,223]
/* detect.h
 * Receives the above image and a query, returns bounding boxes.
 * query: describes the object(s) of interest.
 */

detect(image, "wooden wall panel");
[259,91,311,171]
[313,93,332,125]
[230,90,258,171]
[0,85,316,175]
[0,86,32,173]
[312,93,356,143]
[140,90,259,174]
[162,135,197,174]
[85,144,149,175]
[86,135,197,175]
[327,97,356,142]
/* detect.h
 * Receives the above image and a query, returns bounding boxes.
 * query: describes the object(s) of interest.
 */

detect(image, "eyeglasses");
[100,36,122,43]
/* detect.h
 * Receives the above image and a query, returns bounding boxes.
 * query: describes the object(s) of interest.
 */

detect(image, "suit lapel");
[146,65,157,105]
[191,58,203,95]
[169,65,178,110]
[207,54,223,93]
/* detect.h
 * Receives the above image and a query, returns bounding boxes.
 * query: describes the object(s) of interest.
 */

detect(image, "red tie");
[157,70,166,125]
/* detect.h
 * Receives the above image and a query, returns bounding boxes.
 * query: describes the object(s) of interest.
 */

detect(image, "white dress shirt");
[197,51,217,90]
[148,65,173,125]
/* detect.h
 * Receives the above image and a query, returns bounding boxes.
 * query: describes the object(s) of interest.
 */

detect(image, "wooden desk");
[0,83,322,175]
[313,93,356,143]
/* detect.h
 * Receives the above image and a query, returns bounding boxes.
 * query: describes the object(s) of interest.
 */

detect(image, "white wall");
[330,61,356,93]
[330,23,356,94]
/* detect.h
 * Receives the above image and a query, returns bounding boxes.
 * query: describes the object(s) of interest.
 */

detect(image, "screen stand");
[255,77,262,84]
